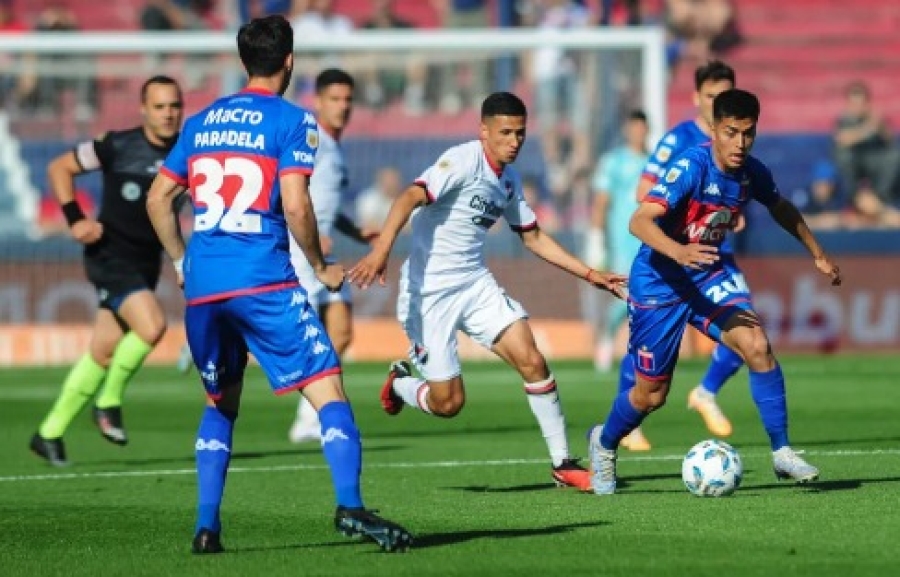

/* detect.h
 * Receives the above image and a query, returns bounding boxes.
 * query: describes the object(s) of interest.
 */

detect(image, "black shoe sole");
[336,518,413,552]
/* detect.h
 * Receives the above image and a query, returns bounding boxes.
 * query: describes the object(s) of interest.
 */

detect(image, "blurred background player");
[146,15,411,553]
[347,92,627,491]
[588,89,841,495]
[30,75,183,466]
[288,68,378,444]
[586,109,650,376]
[621,60,739,450]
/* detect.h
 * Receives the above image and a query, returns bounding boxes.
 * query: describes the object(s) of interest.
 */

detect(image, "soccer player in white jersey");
[347,92,628,491]
[288,68,378,443]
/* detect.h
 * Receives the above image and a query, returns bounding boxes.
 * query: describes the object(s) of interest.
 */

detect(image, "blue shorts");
[628,267,753,380]
[185,287,341,399]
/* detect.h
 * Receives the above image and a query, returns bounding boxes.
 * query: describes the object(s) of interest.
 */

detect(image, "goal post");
[0,28,667,365]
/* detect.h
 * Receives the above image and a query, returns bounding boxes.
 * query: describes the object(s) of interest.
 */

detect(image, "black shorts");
[84,253,161,312]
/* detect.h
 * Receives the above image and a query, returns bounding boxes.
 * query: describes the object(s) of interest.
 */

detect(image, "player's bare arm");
[635,175,656,202]
[146,172,188,283]
[518,226,628,299]
[629,202,719,270]
[347,183,427,289]
[282,172,344,291]
[767,197,842,286]
[49,150,103,245]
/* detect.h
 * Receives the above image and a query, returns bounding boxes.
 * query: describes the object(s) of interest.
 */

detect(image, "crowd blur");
[3,0,898,234]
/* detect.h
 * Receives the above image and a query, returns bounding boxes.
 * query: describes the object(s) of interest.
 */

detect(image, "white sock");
[393,376,433,414]
[524,374,569,468]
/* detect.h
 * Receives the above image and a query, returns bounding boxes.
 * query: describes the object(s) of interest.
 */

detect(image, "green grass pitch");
[1,356,898,576]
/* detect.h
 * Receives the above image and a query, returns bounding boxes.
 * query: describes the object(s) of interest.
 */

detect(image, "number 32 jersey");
[160,88,319,304]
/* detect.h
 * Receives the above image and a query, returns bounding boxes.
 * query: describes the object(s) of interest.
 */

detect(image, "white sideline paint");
[2,448,898,484]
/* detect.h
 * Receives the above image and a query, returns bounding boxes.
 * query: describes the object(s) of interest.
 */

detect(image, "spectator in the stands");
[356,166,406,232]
[21,4,98,122]
[358,0,427,115]
[598,0,641,26]
[0,0,33,114]
[665,0,741,68]
[289,0,354,103]
[431,0,492,114]
[140,1,219,89]
[522,174,561,233]
[238,0,291,22]
[141,0,217,31]
[833,81,900,210]
[791,161,851,230]
[522,0,594,196]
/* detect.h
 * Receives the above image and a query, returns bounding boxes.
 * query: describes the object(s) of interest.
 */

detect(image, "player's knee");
[513,348,548,382]
[428,391,465,417]
[135,319,167,346]
[736,331,772,368]
[631,378,670,412]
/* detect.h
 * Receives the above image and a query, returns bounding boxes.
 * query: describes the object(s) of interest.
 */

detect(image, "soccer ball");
[681,439,743,497]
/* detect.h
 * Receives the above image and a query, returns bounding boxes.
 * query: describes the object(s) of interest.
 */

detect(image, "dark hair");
[694,60,736,90]
[481,92,527,119]
[315,68,355,93]
[627,109,647,123]
[713,89,760,123]
[845,80,870,98]
[237,15,293,77]
[140,75,180,103]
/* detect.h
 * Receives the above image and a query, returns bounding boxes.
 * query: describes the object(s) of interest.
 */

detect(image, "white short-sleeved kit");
[398,140,537,380]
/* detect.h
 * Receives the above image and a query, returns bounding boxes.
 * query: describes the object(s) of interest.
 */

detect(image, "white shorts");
[292,256,352,310]
[397,272,528,381]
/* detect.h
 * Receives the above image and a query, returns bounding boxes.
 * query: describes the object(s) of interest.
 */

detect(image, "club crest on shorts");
[637,347,655,372]
[410,343,429,366]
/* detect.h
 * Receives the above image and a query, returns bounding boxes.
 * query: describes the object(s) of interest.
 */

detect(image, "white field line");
[2,448,898,484]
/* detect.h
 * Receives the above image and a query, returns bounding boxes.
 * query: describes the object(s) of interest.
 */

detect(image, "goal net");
[0,28,666,365]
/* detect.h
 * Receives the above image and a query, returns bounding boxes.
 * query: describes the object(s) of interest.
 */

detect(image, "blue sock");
[319,401,364,509]
[195,406,236,534]
[617,353,636,395]
[700,344,744,395]
[749,363,790,451]
[599,390,647,450]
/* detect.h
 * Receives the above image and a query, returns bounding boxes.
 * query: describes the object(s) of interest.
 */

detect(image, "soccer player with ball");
[587,89,842,495]
[347,92,628,491]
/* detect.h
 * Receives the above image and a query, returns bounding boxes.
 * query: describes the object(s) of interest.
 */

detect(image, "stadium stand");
[667,0,900,133]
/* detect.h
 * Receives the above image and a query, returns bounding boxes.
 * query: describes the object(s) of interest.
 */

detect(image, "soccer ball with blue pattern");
[681,439,743,497]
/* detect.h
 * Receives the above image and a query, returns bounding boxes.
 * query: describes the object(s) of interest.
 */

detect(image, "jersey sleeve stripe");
[509,220,538,232]
[643,196,668,210]
[74,141,100,172]
[159,165,187,186]
[641,172,659,184]
[279,167,314,177]
[414,180,435,203]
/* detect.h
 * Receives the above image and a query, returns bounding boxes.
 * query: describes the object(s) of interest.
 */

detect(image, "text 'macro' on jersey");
[160,87,319,304]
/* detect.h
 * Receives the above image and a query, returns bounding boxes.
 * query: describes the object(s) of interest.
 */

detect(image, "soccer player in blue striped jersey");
[619,61,742,450]
[588,89,841,495]
[146,15,411,554]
